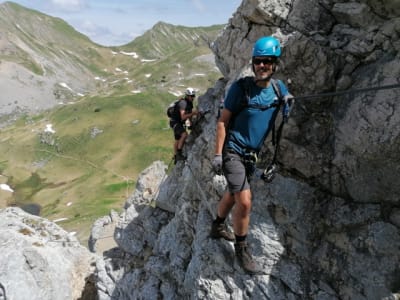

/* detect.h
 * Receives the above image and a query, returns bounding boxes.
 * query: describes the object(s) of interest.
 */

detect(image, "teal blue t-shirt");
[224,77,289,155]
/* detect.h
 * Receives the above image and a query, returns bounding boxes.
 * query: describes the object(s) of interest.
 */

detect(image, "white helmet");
[185,87,196,96]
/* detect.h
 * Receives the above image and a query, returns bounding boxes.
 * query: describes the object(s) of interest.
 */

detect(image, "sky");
[2,0,242,46]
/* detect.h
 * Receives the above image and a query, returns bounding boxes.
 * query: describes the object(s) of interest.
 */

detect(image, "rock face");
[0,207,96,300]
[92,0,400,299]
[2,0,398,298]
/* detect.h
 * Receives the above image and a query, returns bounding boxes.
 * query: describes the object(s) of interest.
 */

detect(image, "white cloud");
[49,0,88,12]
[191,0,206,12]
[9,0,242,46]
[76,19,136,46]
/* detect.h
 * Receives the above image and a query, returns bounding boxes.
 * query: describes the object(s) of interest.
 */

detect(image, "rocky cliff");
[92,0,400,299]
[0,207,96,300]
[1,0,399,299]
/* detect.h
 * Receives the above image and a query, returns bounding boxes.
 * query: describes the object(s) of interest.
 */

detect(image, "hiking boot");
[235,241,262,274]
[210,221,235,241]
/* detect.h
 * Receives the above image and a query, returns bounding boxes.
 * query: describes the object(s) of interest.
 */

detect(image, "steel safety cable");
[292,83,400,101]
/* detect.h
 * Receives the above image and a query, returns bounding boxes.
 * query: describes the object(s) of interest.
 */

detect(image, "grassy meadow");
[0,91,176,244]
[0,6,223,245]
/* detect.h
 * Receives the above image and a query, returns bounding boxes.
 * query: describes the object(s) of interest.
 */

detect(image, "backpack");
[167,100,180,119]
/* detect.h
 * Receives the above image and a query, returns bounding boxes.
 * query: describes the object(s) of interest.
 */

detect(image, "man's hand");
[212,154,223,175]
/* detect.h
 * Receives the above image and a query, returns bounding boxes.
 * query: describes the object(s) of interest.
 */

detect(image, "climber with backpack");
[168,87,198,164]
[210,36,293,274]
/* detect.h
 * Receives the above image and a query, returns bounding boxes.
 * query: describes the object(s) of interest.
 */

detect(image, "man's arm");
[215,108,232,155]
[180,108,197,121]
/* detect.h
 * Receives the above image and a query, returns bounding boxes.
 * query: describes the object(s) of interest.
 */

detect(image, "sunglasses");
[253,57,277,65]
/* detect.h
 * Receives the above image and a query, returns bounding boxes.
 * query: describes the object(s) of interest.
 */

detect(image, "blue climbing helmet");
[252,36,281,57]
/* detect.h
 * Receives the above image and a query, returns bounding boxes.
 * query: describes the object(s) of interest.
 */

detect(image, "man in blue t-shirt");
[211,36,292,274]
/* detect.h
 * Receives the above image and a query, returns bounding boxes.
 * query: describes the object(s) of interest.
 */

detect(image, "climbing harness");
[243,149,258,179]
[219,76,292,182]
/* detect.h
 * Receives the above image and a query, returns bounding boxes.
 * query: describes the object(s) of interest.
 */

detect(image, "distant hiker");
[168,87,198,164]
[210,36,293,274]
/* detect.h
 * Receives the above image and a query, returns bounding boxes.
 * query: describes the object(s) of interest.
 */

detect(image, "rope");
[293,83,400,101]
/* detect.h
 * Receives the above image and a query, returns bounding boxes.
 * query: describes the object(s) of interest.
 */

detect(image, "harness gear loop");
[243,149,258,180]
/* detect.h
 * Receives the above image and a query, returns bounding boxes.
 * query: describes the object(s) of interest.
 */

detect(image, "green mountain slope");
[0,1,109,75]
[125,21,222,58]
[0,1,93,68]
[0,2,224,245]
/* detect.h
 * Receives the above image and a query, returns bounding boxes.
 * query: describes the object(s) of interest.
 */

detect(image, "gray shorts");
[223,150,250,193]
[170,121,186,140]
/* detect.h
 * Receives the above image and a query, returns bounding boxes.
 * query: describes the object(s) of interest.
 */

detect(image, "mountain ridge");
[1,0,400,299]
[0,1,223,244]
[0,1,101,117]
[123,21,223,58]
[0,1,224,119]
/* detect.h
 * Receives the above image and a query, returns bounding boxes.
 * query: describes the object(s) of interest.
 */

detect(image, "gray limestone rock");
[0,207,97,300]
[80,0,400,299]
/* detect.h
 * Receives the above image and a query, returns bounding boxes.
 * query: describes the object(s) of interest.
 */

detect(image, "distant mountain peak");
[0,2,222,118]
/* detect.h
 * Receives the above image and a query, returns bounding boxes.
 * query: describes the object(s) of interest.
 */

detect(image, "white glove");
[212,154,223,175]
